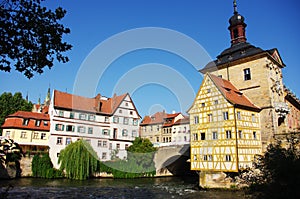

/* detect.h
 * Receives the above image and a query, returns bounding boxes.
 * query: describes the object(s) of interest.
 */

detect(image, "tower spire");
[228,0,247,45]
[233,0,238,14]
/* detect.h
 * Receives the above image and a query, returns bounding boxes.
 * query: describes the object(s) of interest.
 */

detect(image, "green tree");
[0,138,23,177]
[0,92,32,135]
[241,135,300,199]
[100,137,157,178]
[58,139,98,180]
[1,0,72,78]
[32,153,63,178]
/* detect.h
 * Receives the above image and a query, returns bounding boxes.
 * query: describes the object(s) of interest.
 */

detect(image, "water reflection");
[0,177,247,199]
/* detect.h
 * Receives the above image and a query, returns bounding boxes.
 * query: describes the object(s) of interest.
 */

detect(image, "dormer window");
[35,120,41,127]
[23,119,29,126]
[244,68,251,80]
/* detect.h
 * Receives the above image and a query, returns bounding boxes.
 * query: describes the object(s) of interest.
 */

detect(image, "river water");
[0,177,248,199]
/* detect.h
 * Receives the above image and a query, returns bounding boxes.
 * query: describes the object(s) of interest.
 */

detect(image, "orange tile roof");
[53,90,128,115]
[140,111,186,127]
[1,111,50,131]
[209,74,260,111]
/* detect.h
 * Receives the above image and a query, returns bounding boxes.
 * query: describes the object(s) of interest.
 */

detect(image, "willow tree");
[58,139,98,180]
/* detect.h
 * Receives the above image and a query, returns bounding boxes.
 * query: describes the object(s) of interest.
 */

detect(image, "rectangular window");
[203,155,208,161]
[77,126,86,133]
[208,155,213,161]
[156,137,159,142]
[43,121,48,126]
[130,111,133,115]
[244,68,251,81]
[208,114,213,122]
[85,139,91,144]
[125,144,129,150]
[226,130,232,139]
[41,133,46,140]
[59,110,64,117]
[116,143,120,149]
[5,131,10,137]
[79,113,86,120]
[225,155,231,162]
[194,116,199,124]
[223,112,229,120]
[201,103,205,107]
[88,127,93,134]
[193,133,198,141]
[55,124,65,131]
[35,120,41,127]
[122,129,128,136]
[207,89,211,93]
[66,138,71,145]
[214,100,219,105]
[102,129,110,136]
[212,132,218,140]
[253,131,257,139]
[238,130,242,139]
[33,132,39,139]
[57,137,62,145]
[66,125,75,132]
[123,117,129,125]
[133,119,138,126]
[103,141,107,147]
[252,114,256,122]
[88,115,95,121]
[132,130,137,137]
[105,117,109,123]
[237,111,241,120]
[69,112,74,119]
[109,143,112,150]
[113,116,119,123]
[23,119,29,126]
[98,140,102,147]
[200,133,206,140]
[102,152,107,160]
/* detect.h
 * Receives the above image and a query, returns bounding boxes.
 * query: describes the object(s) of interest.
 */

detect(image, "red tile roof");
[53,90,128,115]
[209,74,260,111]
[140,111,186,127]
[1,111,50,131]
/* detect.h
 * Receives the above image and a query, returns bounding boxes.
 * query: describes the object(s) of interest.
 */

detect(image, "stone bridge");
[154,144,197,177]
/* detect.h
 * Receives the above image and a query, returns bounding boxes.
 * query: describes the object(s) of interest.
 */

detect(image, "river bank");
[0,176,249,199]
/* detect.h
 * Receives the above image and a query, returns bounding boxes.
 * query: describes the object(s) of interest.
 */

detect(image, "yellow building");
[189,74,262,173]
[1,111,50,153]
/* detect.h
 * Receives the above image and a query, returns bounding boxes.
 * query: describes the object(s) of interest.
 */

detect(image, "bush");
[32,153,63,178]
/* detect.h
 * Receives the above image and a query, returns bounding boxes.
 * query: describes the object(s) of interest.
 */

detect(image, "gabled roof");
[140,111,186,127]
[209,74,261,112]
[1,111,50,131]
[140,112,166,125]
[53,90,131,115]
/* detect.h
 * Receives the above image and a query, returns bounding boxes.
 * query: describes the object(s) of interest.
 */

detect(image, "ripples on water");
[0,177,246,199]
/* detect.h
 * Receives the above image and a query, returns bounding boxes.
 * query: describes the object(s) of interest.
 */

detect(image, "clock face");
[237,15,242,20]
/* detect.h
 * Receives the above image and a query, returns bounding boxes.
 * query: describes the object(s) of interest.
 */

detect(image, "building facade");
[189,74,262,172]
[49,90,140,168]
[140,111,190,146]
[199,3,299,150]
[1,111,50,153]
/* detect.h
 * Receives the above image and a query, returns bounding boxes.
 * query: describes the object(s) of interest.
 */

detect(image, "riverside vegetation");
[31,137,156,180]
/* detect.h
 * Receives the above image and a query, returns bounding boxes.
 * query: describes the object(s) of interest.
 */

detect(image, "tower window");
[244,68,251,80]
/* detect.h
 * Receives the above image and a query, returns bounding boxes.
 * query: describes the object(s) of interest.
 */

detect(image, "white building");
[48,90,140,168]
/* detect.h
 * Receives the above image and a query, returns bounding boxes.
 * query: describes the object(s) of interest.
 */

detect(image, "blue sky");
[1,0,299,117]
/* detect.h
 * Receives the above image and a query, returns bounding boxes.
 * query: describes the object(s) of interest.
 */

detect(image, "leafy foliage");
[99,137,157,178]
[31,153,63,178]
[0,0,72,78]
[58,139,98,180]
[241,135,300,199]
[0,92,32,135]
[0,138,23,177]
